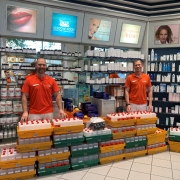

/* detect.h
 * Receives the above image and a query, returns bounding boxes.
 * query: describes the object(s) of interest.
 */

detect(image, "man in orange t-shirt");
[125,60,152,112]
[21,58,67,121]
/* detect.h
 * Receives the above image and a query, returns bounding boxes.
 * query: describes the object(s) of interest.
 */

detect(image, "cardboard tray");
[125,149,147,159]
[105,119,136,127]
[99,154,124,164]
[53,124,84,135]
[136,128,157,136]
[71,148,99,157]
[147,146,167,155]
[168,140,180,153]
[100,143,125,153]
[125,140,147,149]
[136,117,158,125]
[37,152,70,163]
[112,130,136,139]
[84,134,112,143]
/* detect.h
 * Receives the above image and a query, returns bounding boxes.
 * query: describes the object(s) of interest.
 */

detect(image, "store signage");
[7,6,37,33]
[51,13,78,38]
[120,24,141,44]
[88,18,112,41]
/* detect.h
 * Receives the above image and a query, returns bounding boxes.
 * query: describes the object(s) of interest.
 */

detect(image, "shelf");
[156,112,180,116]
[78,82,125,86]
[82,71,133,74]
[151,81,178,84]
[153,100,180,103]
[148,71,177,73]
[148,60,180,62]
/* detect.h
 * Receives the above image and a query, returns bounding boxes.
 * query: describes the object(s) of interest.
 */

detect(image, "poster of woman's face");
[155,24,179,45]
[7,6,37,33]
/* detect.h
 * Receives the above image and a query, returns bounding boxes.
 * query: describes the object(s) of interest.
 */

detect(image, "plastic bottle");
[163,63,166,72]
[154,53,157,61]
[172,74,175,82]
[165,63,168,72]
[151,49,154,61]
[154,62,158,71]
[167,63,170,72]
[159,62,162,71]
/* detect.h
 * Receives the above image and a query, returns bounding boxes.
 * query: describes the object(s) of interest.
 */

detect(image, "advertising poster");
[88,18,112,41]
[154,24,179,44]
[120,24,141,44]
[7,6,37,33]
[51,12,78,38]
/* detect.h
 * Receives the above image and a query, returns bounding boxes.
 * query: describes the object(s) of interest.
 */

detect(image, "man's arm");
[54,92,68,118]
[125,87,131,112]
[147,86,153,111]
[21,92,29,121]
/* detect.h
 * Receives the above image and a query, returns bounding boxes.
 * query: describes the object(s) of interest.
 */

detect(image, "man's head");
[134,60,143,73]
[35,58,46,75]
[4,70,10,78]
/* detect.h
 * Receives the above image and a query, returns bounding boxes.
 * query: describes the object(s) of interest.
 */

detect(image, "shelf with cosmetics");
[148,48,180,130]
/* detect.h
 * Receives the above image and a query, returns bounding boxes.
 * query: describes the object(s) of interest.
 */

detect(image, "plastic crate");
[37,165,70,176]
[125,149,147,159]
[53,137,84,148]
[71,159,99,170]
[100,154,124,164]
[71,148,99,157]
[84,134,112,143]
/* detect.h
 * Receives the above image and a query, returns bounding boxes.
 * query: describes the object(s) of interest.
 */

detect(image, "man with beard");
[21,58,67,121]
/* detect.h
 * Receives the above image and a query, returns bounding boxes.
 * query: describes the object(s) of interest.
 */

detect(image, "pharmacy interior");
[0,0,179,179]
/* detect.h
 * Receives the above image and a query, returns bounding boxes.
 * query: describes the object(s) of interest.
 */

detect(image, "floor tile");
[133,156,152,165]
[152,158,171,169]
[61,170,86,180]
[88,165,111,176]
[153,152,171,161]
[128,171,150,180]
[112,160,132,170]
[105,177,121,180]
[171,154,180,163]
[131,162,151,174]
[151,175,173,180]
[82,172,105,180]
[107,167,129,180]
[151,166,173,178]
[170,152,180,156]
[173,169,180,180]
[37,175,58,180]
[171,161,180,171]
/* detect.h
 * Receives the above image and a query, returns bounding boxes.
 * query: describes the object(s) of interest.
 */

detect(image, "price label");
[52,158,56,161]
[16,163,20,167]
[34,133,38,137]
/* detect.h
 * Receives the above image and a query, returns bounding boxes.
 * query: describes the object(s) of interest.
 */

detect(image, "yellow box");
[146,129,167,145]
[105,119,136,128]
[37,151,70,163]
[17,127,53,139]
[0,157,36,169]
[168,140,180,153]
[125,149,147,159]
[16,141,52,153]
[53,124,84,135]
[136,117,158,125]
[0,170,36,180]
[100,143,125,153]
[136,127,158,136]
[100,154,124,165]
[147,146,167,155]
[112,130,136,139]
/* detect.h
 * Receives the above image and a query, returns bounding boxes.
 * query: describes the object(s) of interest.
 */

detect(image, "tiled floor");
[33,151,180,180]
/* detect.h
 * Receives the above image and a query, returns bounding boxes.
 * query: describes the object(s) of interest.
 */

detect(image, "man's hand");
[126,105,132,113]
[147,104,152,112]
[21,111,29,122]
[59,109,68,119]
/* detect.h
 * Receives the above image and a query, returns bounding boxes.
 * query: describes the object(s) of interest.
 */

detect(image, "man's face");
[134,60,143,72]
[5,70,10,78]
[36,58,46,74]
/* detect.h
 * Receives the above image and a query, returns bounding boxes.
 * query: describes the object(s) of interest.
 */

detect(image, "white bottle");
[151,49,154,61]
[172,74,175,82]
[159,62,162,71]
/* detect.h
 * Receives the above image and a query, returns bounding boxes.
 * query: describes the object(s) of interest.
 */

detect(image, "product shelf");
[37,152,70,164]
[125,149,147,159]
[0,169,36,180]
[136,127,158,136]
[136,117,158,125]
[84,134,112,143]
[17,127,53,139]
[53,137,84,148]
[168,140,180,152]
[168,133,180,142]
[71,159,99,170]
[0,157,36,169]
[37,165,70,176]
[112,130,136,140]
[100,143,125,153]
[147,146,167,155]
[146,129,167,145]
[16,141,52,153]
[53,124,84,135]
[99,154,124,165]
[105,119,136,127]
[125,140,147,149]
[71,147,99,157]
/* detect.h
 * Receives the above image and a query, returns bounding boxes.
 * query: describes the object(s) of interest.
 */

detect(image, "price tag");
[52,158,56,161]
[16,163,20,167]
[34,133,38,137]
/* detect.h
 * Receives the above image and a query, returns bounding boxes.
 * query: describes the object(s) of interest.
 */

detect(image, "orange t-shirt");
[24,72,36,79]
[124,73,151,104]
[22,74,60,114]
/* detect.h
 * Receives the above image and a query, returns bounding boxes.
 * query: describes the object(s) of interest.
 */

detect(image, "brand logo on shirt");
[132,80,137,83]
